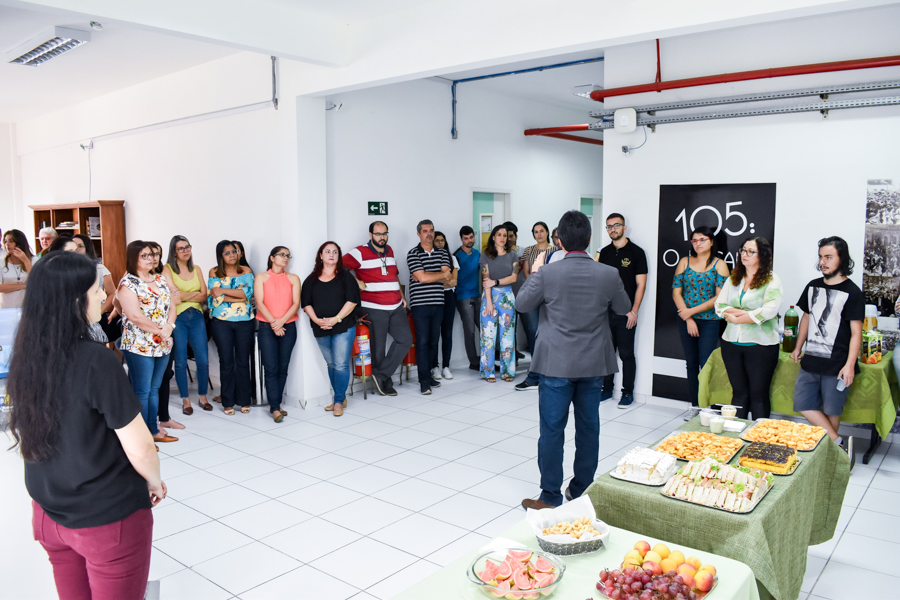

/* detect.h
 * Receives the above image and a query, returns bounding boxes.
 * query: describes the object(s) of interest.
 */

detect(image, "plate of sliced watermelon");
[467,547,566,599]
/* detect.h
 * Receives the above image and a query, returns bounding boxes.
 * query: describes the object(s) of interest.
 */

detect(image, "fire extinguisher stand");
[399,309,416,385]
[348,316,372,400]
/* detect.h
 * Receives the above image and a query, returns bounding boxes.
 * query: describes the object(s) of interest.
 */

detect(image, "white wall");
[0,124,15,231]
[324,78,603,369]
[601,5,900,398]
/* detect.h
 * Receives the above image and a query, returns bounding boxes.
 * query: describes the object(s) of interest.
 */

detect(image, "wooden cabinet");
[28,201,126,283]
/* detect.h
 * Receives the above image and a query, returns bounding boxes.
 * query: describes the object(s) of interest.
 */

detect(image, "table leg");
[863,425,881,465]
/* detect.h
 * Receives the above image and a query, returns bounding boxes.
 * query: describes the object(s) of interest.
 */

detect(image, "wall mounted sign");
[368,201,388,216]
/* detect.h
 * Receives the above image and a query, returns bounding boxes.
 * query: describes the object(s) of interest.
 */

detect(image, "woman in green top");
[163,235,212,415]
[714,237,783,420]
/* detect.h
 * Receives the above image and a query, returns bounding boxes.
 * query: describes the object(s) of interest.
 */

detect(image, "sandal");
[486,377,496,383]
[280,408,288,416]
[224,408,235,416]
[240,406,251,414]
[212,396,221,403]
[273,410,284,423]
[502,376,514,382]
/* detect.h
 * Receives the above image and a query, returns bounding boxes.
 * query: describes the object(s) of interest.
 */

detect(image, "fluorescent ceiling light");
[6,26,91,67]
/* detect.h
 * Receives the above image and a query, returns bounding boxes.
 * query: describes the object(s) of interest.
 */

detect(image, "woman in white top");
[714,237,783,420]
[0,229,36,309]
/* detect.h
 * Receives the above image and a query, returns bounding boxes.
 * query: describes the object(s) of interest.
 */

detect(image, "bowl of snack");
[467,548,565,599]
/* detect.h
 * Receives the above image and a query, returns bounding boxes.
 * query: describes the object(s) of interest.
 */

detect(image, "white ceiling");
[0,5,237,122]
[260,0,428,23]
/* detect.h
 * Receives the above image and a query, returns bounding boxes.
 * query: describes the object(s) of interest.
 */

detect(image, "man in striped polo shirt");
[343,221,412,396]
[407,220,452,395]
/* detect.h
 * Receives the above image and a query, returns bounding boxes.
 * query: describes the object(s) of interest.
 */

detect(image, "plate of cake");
[610,447,678,486]
[738,441,801,475]
[660,457,774,513]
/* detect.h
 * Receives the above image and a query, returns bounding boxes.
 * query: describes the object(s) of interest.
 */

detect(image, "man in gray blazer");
[518,210,632,509]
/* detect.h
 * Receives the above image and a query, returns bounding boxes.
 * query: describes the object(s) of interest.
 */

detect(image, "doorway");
[473,191,510,251]
[580,196,603,255]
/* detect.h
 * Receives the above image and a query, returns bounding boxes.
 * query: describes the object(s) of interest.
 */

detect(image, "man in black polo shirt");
[407,219,452,395]
[595,212,648,408]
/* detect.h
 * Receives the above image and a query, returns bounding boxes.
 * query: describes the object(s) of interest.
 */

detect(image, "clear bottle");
[782,306,799,353]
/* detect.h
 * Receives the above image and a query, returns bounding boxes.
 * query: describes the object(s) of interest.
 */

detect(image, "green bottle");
[782,305,799,353]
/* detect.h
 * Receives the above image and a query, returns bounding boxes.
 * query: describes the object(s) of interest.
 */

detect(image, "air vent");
[6,26,90,67]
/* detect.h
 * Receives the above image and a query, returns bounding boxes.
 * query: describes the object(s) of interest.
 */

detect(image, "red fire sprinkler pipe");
[589,54,900,102]
[524,125,603,146]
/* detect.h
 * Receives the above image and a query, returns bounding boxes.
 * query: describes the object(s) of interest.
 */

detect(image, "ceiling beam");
[0,0,349,66]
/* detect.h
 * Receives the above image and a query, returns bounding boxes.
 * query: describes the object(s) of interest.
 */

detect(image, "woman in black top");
[301,242,360,416]
[9,251,165,600]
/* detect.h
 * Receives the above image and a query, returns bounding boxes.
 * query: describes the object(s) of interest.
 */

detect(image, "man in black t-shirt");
[595,213,648,408]
[790,236,863,460]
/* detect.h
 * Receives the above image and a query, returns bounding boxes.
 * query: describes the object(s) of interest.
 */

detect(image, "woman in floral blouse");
[117,241,178,445]
[208,240,255,415]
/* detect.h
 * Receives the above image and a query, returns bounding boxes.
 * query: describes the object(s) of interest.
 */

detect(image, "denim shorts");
[793,367,850,416]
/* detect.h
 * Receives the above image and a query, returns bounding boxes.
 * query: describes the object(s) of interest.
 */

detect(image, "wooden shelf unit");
[29,201,127,282]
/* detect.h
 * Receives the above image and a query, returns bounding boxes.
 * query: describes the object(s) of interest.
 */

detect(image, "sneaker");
[516,380,539,391]
[442,367,453,380]
[429,379,441,388]
[600,389,614,403]
[371,375,387,396]
[420,383,432,395]
[431,367,442,380]
[617,393,635,409]
[383,378,398,396]
[683,408,701,421]
[843,436,855,471]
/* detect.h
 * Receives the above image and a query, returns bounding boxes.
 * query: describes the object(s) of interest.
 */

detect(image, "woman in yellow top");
[163,235,212,415]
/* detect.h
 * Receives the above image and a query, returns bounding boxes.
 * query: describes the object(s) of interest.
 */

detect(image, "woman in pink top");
[254,247,301,422]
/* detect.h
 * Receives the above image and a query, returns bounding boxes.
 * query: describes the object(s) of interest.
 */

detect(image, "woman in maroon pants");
[8,251,166,600]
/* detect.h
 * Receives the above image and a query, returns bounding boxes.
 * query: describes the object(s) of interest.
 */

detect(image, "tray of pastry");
[736,441,803,475]
[740,418,827,451]
[653,430,745,463]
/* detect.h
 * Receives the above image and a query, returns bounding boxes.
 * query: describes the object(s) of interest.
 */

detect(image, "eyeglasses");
[139,253,155,260]
[739,248,758,256]
[605,224,624,231]
[275,252,292,259]
[176,245,192,252]
[222,250,237,257]
[690,237,710,245]
[372,232,389,237]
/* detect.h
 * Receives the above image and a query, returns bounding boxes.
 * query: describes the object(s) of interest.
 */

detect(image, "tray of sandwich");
[660,457,774,514]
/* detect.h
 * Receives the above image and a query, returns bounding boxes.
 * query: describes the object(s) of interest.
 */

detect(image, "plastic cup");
[721,405,737,420]
[709,417,725,433]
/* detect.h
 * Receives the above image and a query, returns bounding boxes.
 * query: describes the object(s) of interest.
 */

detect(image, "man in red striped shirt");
[343,221,412,396]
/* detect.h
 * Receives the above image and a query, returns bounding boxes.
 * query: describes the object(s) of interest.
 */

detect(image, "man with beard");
[454,226,481,371]
[407,220,452,395]
[790,236,863,465]
[595,213,648,408]
[343,221,412,396]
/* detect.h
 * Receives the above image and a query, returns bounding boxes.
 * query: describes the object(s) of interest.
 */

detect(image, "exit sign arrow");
[368,202,388,215]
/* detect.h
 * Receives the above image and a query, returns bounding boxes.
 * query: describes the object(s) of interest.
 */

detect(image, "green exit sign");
[368,201,388,216]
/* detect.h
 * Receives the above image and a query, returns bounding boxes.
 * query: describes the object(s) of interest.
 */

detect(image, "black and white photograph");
[864,180,900,315]
[806,286,849,358]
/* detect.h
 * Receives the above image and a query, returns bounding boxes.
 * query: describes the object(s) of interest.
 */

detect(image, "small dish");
[467,548,566,598]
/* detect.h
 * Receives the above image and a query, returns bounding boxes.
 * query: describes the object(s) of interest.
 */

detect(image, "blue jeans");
[123,351,170,436]
[315,327,355,404]
[209,319,255,408]
[678,318,721,406]
[412,305,443,384]
[537,375,603,506]
[258,321,297,412]
[173,308,209,397]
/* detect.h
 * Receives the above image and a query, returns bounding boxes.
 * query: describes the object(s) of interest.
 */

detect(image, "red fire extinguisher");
[353,315,372,377]
[403,310,416,366]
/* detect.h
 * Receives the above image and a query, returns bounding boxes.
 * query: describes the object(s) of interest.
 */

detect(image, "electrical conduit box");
[614,108,637,133]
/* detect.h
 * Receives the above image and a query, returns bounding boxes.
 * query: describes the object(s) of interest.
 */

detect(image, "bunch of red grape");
[596,568,700,600]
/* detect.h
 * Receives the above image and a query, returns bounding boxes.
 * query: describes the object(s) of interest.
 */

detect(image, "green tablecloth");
[585,417,850,600]
[392,518,759,600]
[698,349,900,439]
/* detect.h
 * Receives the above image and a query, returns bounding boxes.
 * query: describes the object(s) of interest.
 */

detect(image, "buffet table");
[392,518,759,600]
[585,417,849,600]
[698,349,899,464]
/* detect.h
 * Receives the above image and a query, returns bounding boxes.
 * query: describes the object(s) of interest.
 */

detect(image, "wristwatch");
[494,279,499,287]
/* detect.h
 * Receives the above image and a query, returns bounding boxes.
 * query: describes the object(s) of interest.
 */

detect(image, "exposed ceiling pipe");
[524,125,603,146]
[589,54,900,102]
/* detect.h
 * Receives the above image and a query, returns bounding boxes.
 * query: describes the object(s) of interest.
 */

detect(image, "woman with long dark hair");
[715,236,783,420]
[10,251,165,600]
[431,231,458,380]
[0,229,35,308]
[118,241,179,443]
[479,225,519,382]
[73,233,116,327]
[673,226,731,406]
[208,240,255,415]
[302,242,360,416]
[163,235,212,415]
[255,246,301,422]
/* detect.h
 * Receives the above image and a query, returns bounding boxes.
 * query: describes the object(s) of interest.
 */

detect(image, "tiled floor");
[2,367,899,599]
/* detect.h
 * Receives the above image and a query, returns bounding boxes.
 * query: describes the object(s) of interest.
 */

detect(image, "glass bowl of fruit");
[467,547,565,598]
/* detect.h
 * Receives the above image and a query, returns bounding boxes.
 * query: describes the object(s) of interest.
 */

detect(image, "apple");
[686,556,702,570]
[643,551,663,565]
[641,561,662,576]
[652,544,671,560]
[633,541,651,557]
[699,564,717,578]
[680,573,695,590]
[695,570,714,592]
[668,550,686,566]
[677,564,697,578]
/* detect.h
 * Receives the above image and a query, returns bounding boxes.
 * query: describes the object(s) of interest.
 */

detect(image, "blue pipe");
[450,56,604,138]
